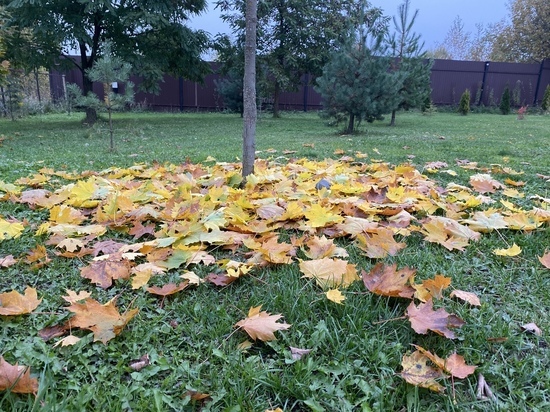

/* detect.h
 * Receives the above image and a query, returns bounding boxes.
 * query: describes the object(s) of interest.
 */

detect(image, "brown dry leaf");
[205,273,238,286]
[255,237,295,264]
[0,356,39,394]
[299,258,358,289]
[66,297,139,344]
[0,287,42,315]
[80,255,132,288]
[400,351,446,393]
[520,322,542,336]
[362,263,415,298]
[538,252,550,269]
[303,235,348,259]
[0,255,17,267]
[185,390,211,402]
[146,281,189,296]
[38,324,68,341]
[235,305,291,341]
[406,300,465,339]
[24,245,51,268]
[450,290,481,306]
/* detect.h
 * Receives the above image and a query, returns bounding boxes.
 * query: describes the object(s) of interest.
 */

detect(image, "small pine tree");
[541,84,550,112]
[458,89,470,115]
[68,43,134,150]
[500,86,511,115]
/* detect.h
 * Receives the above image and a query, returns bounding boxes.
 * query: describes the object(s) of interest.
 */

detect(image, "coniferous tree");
[316,3,403,134]
[458,89,471,115]
[500,86,511,114]
[540,84,550,112]
[387,0,432,126]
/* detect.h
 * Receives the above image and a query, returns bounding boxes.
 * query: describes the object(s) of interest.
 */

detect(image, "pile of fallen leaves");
[0,156,549,396]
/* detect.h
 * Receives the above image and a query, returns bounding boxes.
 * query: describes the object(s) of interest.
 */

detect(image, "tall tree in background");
[216,0,359,118]
[316,2,403,134]
[1,0,210,123]
[387,0,431,126]
[490,0,550,62]
[433,16,470,61]
[242,0,257,178]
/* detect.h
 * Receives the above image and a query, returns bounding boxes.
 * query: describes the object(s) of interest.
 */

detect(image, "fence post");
[179,77,184,112]
[478,61,490,106]
[303,73,309,112]
[533,58,545,106]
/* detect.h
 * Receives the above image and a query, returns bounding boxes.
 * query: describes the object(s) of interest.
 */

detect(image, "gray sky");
[188,0,510,51]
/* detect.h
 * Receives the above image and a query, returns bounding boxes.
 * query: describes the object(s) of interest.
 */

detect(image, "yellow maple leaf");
[0,218,25,241]
[325,289,345,304]
[235,305,291,341]
[493,243,522,256]
[303,203,344,228]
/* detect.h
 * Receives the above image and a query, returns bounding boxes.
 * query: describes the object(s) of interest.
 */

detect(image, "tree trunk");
[242,0,257,179]
[273,80,281,118]
[346,113,355,134]
[80,43,98,125]
[390,109,396,126]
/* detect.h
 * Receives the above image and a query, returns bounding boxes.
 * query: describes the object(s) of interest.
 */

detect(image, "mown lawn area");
[0,110,549,411]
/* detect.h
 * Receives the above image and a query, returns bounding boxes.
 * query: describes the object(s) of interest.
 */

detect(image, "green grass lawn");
[0,110,549,411]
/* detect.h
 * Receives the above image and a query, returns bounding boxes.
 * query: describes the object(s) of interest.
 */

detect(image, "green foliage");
[216,0,366,118]
[215,68,243,115]
[458,89,471,115]
[67,45,134,150]
[542,84,550,112]
[500,86,511,115]
[316,4,403,134]
[2,0,209,123]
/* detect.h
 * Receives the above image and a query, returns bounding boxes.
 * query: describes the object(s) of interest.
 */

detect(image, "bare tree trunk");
[273,80,281,118]
[242,0,257,179]
[346,113,355,134]
[390,109,396,126]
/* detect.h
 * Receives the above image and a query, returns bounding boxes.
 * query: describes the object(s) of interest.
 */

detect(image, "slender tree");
[1,0,210,124]
[387,0,431,126]
[242,0,257,178]
[316,3,403,134]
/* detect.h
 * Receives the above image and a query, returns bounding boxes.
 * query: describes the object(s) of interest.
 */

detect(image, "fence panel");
[50,58,550,111]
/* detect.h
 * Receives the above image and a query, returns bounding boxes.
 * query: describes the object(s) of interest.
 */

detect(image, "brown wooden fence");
[49,58,550,111]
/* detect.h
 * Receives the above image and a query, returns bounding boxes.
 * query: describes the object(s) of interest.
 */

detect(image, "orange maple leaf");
[0,356,39,394]
[362,263,415,298]
[406,300,465,339]
[24,245,51,268]
[469,174,504,194]
[413,345,477,379]
[235,305,291,341]
[66,297,138,344]
[0,287,42,315]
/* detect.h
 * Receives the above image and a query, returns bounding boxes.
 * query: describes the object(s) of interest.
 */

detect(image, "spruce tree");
[458,89,470,115]
[387,0,432,126]
[316,4,403,134]
[500,86,511,115]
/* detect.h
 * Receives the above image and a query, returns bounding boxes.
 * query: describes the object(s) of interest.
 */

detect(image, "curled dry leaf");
[53,335,81,347]
[520,322,542,336]
[362,263,415,299]
[235,305,291,342]
[290,346,311,360]
[538,252,550,269]
[400,351,446,393]
[450,290,481,306]
[146,281,189,296]
[0,356,39,394]
[129,354,150,371]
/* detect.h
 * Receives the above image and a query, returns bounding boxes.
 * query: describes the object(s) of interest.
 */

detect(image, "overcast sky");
[188,0,510,51]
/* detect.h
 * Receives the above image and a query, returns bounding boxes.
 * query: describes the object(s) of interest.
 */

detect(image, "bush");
[458,89,470,115]
[542,84,550,112]
[500,86,511,115]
